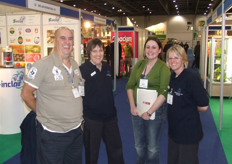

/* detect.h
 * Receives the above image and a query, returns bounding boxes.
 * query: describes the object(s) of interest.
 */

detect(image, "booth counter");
[0,67,28,134]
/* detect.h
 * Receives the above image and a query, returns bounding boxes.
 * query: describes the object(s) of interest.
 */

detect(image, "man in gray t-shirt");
[21,27,84,164]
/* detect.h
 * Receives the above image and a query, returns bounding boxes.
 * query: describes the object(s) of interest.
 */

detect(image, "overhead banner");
[27,0,60,15]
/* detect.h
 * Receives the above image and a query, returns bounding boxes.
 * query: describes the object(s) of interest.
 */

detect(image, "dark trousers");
[83,117,124,164]
[168,138,199,164]
[36,122,83,164]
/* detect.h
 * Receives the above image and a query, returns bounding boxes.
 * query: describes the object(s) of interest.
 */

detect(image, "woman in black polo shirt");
[166,45,209,164]
[79,38,124,164]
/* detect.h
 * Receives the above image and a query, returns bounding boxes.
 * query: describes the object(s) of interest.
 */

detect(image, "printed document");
[137,88,157,120]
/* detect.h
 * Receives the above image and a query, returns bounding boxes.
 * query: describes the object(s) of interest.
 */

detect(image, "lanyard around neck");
[143,63,155,78]
[63,65,74,86]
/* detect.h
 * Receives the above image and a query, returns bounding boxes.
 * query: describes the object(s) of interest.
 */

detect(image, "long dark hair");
[143,37,162,59]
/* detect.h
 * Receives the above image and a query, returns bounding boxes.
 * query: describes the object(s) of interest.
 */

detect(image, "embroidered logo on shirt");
[27,67,37,79]
[174,88,183,96]
[52,66,63,81]
[106,70,111,77]
[74,69,79,76]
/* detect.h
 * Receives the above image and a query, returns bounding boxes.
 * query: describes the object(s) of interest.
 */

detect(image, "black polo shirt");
[80,61,116,121]
[167,69,209,144]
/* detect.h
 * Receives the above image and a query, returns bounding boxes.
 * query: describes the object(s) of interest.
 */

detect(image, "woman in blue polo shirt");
[166,44,209,164]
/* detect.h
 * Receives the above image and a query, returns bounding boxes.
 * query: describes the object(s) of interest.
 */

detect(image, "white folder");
[137,88,158,120]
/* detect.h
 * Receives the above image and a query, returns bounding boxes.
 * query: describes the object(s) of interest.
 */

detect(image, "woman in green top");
[126,37,170,164]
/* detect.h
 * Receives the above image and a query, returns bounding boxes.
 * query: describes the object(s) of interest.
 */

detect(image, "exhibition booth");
[0,0,152,134]
[199,0,232,130]
[202,0,232,97]
[0,0,81,134]
[80,10,114,62]
[0,0,114,134]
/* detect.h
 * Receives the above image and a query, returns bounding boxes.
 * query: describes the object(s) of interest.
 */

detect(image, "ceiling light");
[173,0,176,2]
[209,3,212,6]
[147,8,150,11]
[175,5,178,7]
[149,11,152,14]
[84,8,86,10]
[112,6,115,9]
[207,6,210,9]
[176,8,178,10]
[204,13,207,15]
[104,2,107,5]
[142,6,145,8]
[123,12,125,15]
[60,0,63,2]
[73,4,76,7]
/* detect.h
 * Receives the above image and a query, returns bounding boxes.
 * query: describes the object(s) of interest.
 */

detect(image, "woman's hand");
[140,112,150,120]
[130,106,139,116]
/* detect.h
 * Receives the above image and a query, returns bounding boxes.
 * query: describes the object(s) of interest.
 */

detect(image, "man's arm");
[21,83,37,112]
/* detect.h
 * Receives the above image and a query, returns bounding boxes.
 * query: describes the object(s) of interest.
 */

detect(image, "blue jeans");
[132,103,167,164]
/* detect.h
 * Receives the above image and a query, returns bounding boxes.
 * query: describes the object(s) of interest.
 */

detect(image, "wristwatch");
[147,112,152,117]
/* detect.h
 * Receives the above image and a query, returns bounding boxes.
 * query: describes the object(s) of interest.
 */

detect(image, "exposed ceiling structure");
[50,0,222,17]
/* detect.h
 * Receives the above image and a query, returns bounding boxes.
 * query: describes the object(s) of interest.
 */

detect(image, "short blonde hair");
[166,44,188,68]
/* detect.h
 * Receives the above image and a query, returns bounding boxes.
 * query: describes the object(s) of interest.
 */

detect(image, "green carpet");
[210,98,232,164]
[0,133,21,163]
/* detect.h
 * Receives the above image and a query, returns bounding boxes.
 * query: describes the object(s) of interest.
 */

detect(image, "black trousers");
[83,117,124,164]
[168,138,199,164]
[36,122,83,164]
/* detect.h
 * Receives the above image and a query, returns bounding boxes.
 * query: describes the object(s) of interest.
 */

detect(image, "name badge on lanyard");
[72,87,81,98]
[167,88,173,105]
[139,79,148,88]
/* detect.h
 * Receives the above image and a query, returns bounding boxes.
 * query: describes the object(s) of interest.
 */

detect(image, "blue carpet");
[4,77,227,164]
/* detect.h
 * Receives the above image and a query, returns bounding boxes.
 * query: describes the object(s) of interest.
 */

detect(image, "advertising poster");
[111,31,137,58]
[7,14,41,69]
[10,45,25,62]
[42,14,80,64]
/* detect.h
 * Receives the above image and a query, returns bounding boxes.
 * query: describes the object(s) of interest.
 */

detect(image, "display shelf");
[207,79,232,97]
[207,37,232,97]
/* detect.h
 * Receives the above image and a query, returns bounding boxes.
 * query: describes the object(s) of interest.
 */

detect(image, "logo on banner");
[9,27,15,34]
[118,36,132,42]
[18,36,23,44]
[49,16,61,22]
[13,16,26,24]
[0,71,24,89]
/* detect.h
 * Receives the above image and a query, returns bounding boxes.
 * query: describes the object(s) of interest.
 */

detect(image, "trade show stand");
[0,67,29,134]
